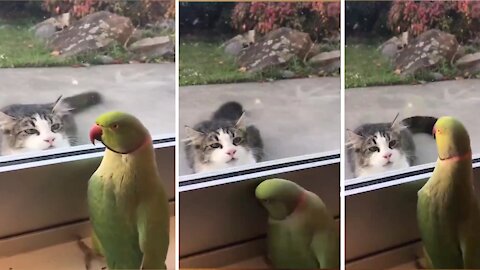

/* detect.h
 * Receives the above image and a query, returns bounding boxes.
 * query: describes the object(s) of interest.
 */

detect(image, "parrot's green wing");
[311,229,339,269]
[91,230,104,256]
[459,201,480,268]
[137,190,170,269]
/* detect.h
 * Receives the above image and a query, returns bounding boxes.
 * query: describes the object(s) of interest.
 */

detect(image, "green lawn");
[345,42,461,89]
[0,19,135,68]
[179,40,323,86]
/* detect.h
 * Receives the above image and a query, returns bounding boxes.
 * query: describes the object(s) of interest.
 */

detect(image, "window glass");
[0,1,175,160]
[179,2,340,176]
[345,0,477,180]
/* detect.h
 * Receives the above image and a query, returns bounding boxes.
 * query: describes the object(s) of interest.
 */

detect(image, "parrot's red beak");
[89,124,103,145]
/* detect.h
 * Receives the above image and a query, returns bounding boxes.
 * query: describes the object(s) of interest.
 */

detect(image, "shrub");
[41,0,174,26]
[388,0,480,42]
[231,1,340,41]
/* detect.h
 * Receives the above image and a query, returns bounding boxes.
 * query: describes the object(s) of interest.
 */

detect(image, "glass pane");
[345,0,477,180]
[179,2,341,176]
[0,1,175,160]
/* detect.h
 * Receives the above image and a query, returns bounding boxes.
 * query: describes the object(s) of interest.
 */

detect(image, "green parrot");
[417,116,480,269]
[255,178,339,269]
[88,111,169,269]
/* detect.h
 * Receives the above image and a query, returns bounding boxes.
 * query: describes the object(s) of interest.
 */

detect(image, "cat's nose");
[226,149,237,156]
[44,137,55,144]
[383,153,392,159]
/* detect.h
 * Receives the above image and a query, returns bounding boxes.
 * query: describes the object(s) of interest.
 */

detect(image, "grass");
[345,41,461,89]
[179,40,326,86]
[0,18,171,68]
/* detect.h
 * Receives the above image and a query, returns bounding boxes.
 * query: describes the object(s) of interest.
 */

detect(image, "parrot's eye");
[51,123,61,132]
[25,129,38,135]
[388,140,398,149]
[210,143,222,149]
[111,124,119,129]
[263,199,272,204]
[232,137,243,145]
[368,146,380,152]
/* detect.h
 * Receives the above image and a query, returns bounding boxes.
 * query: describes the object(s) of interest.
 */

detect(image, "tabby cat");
[184,101,264,173]
[0,91,101,155]
[347,115,437,178]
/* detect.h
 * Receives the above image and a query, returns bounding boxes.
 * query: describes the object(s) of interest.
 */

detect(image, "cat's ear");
[52,95,73,116]
[184,126,204,145]
[0,112,16,132]
[346,129,363,148]
[234,112,247,129]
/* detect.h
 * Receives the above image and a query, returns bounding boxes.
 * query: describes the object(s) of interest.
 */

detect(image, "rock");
[309,50,340,74]
[237,27,312,72]
[47,11,134,57]
[456,52,480,74]
[129,36,174,59]
[222,30,255,57]
[31,13,71,40]
[95,55,115,64]
[34,23,57,40]
[430,72,444,80]
[280,70,295,78]
[128,29,145,44]
[394,29,463,76]
[378,31,409,59]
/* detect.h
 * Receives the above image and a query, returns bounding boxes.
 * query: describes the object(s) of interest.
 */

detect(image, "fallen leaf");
[238,67,247,72]
[27,44,34,48]
[455,76,464,80]
[50,50,61,56]
[394,69,402,75]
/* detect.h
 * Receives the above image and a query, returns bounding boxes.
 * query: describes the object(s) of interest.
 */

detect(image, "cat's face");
[348,127,405,171]
[185,116,254,171]
[0,99,72,154]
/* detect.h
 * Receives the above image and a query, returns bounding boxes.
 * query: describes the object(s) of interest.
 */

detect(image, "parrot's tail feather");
[212,101,244,121]
[401,116,438,136]
[61,91,102,114]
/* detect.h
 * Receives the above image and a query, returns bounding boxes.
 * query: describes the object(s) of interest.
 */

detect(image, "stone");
[394,29,463,76]
[237,27,313,72]
[95,55,115,64]
[430,72,444,80]
[222,30,255,57]
[280,70,296,78]
[31,13,71,40]
[456,52,480,74]
[378,32,409,59]
[129,36,174,59]
[309,50,340,74]
[34,23,57,40]
[47,11,134,57]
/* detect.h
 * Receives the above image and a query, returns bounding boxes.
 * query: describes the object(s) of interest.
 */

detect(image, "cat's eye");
[51,123,61,132]
[232,137,243,145]
[368,146,380,152]
[389,140,398,148]
[25,129,38,135]
[210,143,222,149]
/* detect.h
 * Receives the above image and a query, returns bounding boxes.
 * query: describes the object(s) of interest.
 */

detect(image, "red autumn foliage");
[231,1,340,41]
[42,0,174,25]
[388,0,480,41]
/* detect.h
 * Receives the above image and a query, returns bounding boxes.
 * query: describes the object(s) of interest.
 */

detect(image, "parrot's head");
[89,111,150,154]
[433,116,471,160]
[255,178,304,220]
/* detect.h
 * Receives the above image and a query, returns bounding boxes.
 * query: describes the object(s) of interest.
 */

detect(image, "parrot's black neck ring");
[102,136,151,155]
[438,151,471,162]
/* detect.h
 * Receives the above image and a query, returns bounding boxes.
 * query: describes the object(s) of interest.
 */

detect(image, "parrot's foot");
[76,238,103,270]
